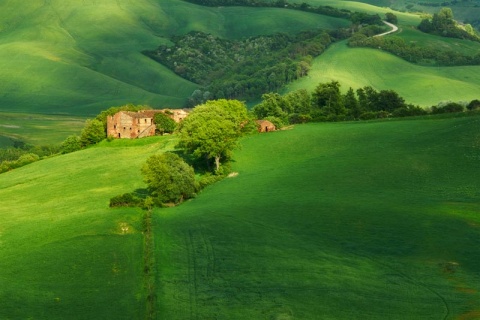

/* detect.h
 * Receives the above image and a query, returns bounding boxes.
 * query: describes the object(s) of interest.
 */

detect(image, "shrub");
[141,152,197,204]
[109,193,144,208]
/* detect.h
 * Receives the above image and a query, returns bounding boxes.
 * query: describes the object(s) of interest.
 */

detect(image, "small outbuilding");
[256,120,276,133]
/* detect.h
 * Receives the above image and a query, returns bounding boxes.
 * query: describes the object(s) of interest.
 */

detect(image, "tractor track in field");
[352,251,450,319]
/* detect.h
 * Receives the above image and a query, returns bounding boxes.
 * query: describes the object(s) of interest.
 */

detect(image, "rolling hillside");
[0,0,347,116]
[1,115,479,319]
[0,0,479,119]
[287,40,480,106]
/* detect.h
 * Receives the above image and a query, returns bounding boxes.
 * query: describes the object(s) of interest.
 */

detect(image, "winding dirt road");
[373,21,399,37]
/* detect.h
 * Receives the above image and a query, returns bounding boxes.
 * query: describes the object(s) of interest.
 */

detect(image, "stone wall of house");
[107,109,191,139]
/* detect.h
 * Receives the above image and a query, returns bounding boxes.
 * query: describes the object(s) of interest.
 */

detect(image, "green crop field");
[0,112,85,147]
[155,114,480,318]
[287,40,480,107]
[2,114,478,319]
[0,0,348,116]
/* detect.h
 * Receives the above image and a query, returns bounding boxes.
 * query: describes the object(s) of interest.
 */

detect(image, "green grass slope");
[155,115,480,319]
[0,136,177,319]
[287,41,480,106]
[0,0,347,116]
[1,115,479,319]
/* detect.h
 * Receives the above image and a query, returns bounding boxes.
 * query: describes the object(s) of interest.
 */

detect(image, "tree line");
[348,33,480,66]
[252,81,480,126]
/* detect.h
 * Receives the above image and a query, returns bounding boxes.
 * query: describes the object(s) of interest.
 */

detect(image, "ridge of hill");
[1,115,479,318]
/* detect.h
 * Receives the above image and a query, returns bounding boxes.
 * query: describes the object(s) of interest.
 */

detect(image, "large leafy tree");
[79,119,105,147]
[177,99,251,172]
[154,112,176,135]
[141,152,196,204]
[312,80,345,116]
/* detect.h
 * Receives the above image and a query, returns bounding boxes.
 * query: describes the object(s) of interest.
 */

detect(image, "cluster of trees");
[110,99,256,208]
[348,33,480,66]
[0,140,59,174]
[253,81,480,125]
[145,30,346,104]
[145,0,385,104]
[418,7,480,42]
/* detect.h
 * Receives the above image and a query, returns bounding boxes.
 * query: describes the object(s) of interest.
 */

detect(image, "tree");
[61,135,82,154]
[343,87,361,119]
[80,119,105,147]
[312,81,345,116]
[177,99,250,172]
[154,112,176,135]
[467,99,480,111]
[141,152,196,204]
[385,12,398,25]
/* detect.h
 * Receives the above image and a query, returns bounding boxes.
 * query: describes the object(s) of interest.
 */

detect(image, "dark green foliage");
[154,113,176,135]
[467,99,480,110]
[141,152,197,204]
[431,102,465,114]
[392,104,428,117]
[312,81,346,116]
[348,34,480,66]
[61,135,82,154]
[0,142,60,173]
[181,0,352,19]
[385,12,398,24]
[145,30,342,102]
[418,7,480,42]
[109,193,145,208]
[79,119,105,147]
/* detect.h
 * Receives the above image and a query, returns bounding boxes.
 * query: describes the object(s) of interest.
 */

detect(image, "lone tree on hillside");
[141,152,197,205]
[177,99,253,172]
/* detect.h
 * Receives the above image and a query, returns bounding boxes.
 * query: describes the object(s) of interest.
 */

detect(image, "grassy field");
[287,40,480,107]
[155,114,480,319]
[1,114,479,318]
[0,0,348,116]
[0,135,179,319]
[0,112,86,147]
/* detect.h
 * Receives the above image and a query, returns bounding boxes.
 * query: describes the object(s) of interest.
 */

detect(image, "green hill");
[287,40,480,106]
[0,0,346,116]
[0,0,478,117]
[1,115,479,319]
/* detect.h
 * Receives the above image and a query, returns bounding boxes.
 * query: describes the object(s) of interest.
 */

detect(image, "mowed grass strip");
[155,115,480,319]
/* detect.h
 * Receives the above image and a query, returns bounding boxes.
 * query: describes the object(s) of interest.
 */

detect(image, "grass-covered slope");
[287,41,480,106]
[0,136,177,319]
[0,0,346,115]
[155,115,480,319]
[1,115,479,319]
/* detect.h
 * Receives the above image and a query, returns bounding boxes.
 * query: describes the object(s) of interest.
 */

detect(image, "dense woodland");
[145,0,385,103]
[145,30,348,104]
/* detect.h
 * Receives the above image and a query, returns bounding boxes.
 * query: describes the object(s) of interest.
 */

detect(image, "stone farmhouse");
[107,109,189,139]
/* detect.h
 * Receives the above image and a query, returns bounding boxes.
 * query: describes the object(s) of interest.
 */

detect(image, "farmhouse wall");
[107,109,190,139]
